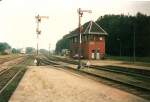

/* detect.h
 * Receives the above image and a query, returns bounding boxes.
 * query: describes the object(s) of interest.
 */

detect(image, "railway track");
[0,56,28,94]
[46,56,150,79]
[90,65,150,78]
[41,55,150,100]
[0,56,25,73]
[0,55,23,65]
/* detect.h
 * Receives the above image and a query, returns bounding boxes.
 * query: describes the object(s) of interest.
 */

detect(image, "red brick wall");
[70,36,106,59]
[87,37,105,59]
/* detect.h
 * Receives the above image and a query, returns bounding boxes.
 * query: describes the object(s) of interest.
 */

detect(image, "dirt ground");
[9,66,149,102]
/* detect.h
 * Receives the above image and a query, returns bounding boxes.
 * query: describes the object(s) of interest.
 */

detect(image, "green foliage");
[96,12,150,57]
[26,47,35,54]
[12,48,20,54]
[55,38,70,54]
[0,42,11,54]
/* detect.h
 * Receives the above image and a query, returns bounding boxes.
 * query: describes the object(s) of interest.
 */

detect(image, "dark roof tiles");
[63,20,108,39]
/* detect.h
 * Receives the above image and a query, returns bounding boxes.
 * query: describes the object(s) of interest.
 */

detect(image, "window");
[74,37,77,43]
[99,37,103,41]
[82,35,88,42]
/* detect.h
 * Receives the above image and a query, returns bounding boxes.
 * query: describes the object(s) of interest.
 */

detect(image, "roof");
[63,20,108,39]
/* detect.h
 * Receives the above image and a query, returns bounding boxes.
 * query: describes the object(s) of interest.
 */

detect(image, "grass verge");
[106,55,150,63]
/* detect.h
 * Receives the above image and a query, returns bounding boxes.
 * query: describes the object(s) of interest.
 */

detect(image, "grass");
[0,54,18,58]
[105,55,150,67]
[0,55,33,102]
[106,55,150,63]
[0,54,23,61]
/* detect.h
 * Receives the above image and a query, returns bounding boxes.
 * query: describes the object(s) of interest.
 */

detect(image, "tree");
[0,42,11,54]
[96,13,150,57]
[26,47,34,54]
[12,48,20,54]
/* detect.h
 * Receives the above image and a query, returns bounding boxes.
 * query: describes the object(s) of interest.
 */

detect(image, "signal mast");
[35,14,49,56]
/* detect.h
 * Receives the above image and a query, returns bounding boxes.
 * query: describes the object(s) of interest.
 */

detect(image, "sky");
[0,0,150,50]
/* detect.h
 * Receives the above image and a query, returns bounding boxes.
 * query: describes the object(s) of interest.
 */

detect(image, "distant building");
[56,20,108,60]
[61,49,70,56]
[4,49,11,54]
[20,48,26,54]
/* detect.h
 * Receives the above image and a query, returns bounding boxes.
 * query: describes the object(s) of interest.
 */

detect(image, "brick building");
[63,20,108,59]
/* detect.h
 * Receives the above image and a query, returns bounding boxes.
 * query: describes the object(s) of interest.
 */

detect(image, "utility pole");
[35,14,49,56]
[49,43,51,56]
[133,25,136,63]
[77,8,92,69]
[117,38,121,57]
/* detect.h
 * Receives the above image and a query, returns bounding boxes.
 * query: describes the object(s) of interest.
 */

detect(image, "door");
[95,50,100,60]
[96,52,100,59]
[91,50,95,59]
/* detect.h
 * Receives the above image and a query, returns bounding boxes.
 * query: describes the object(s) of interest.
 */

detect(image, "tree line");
[96,12,150,57]
[55,38,69,54]
[0,42,35,54]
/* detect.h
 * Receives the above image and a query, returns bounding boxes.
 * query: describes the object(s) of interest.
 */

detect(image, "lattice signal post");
[77,8,92,69]
[35,14,49,56]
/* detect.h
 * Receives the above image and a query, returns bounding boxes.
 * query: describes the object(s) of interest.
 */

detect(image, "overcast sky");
[0,0,150,50]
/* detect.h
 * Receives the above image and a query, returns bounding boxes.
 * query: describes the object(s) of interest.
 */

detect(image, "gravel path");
[9,66,149,102]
